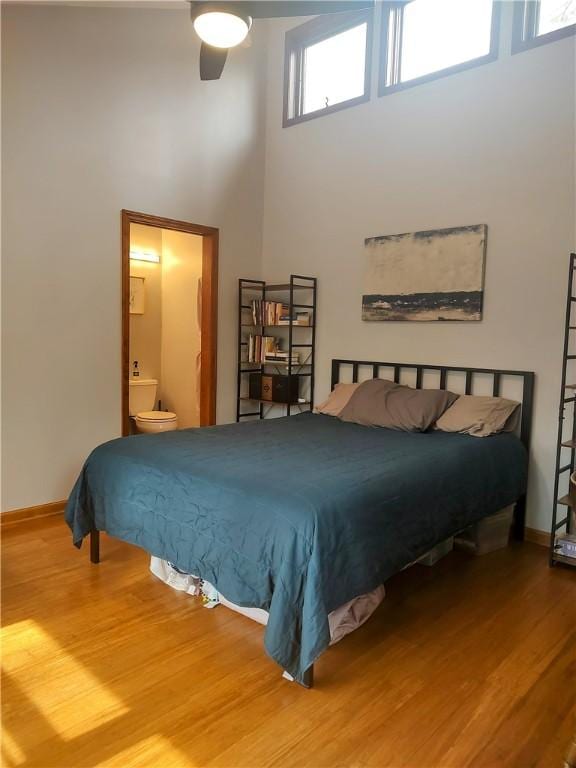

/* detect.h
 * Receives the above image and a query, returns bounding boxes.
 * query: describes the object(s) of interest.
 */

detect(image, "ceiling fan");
[190,1,375,80]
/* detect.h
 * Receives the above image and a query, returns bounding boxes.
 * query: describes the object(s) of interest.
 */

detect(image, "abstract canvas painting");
[362,224,487,321]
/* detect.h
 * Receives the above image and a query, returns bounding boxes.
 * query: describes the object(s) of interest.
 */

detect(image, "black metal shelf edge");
[550,252,576,567]
[239,397,311,405]
[551,552,576,568]
[240,324,314,329]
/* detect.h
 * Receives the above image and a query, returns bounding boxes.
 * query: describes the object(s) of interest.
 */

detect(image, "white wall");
[129,224,163,382]
[160,229,203,429]
[3,2,575,534]
[261,4,576,532]
[1,4,266,510]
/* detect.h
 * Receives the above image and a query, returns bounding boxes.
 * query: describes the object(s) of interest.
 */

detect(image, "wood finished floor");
[1,516,575,768]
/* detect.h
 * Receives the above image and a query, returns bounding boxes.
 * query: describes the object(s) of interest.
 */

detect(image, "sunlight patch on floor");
[1,729,26,767]
[2,620,129,739]
[97,734,195,768]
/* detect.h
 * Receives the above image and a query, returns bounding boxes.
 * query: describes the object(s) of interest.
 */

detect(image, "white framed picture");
[362,224,487,322]
[129,276,145,314]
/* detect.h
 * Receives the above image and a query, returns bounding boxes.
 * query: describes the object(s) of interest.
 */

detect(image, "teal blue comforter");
[66,413,527,682]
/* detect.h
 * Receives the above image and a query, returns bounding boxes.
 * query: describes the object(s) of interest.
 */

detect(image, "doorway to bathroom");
[121,210,218,436]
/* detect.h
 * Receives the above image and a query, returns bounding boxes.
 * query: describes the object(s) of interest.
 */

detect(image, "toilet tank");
[129,379,158,416]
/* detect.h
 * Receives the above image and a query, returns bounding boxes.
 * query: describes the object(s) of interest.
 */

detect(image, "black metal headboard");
[331,358,535,540]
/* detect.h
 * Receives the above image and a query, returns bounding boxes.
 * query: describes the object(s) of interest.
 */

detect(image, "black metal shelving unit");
[236,275,317,422]
[550,252,576,568]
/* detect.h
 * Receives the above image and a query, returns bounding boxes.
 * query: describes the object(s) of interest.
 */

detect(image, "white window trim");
[378,0,502,97]
[512,0,576,53]
[283,9,374,128]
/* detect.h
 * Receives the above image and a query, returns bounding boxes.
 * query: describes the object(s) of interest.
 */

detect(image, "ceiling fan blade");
[199,43,229,80]
[233,1,374,18]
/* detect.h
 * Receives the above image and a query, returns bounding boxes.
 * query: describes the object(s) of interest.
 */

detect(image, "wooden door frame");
[121,209,218,436]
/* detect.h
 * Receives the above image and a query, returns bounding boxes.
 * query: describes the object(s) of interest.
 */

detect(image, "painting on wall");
[362,224,487,321]
[129,276,145,315]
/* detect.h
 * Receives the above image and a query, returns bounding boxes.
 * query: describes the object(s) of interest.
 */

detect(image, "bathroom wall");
[129,224,163,383]
[160,229,203,429]
[128,225,203,429]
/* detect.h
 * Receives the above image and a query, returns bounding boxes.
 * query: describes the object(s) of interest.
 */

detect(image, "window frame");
[282,8,374,128]
[512,0,576,54]
[378,0,502,97]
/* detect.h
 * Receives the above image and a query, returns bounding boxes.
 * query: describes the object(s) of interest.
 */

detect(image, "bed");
[65,359,534,687]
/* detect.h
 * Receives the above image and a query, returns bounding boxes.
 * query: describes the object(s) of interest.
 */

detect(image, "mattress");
[66,412,527,682]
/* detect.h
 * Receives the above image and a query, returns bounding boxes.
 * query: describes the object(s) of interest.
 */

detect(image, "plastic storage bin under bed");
[454,505,515,556]
[417,505,515,565]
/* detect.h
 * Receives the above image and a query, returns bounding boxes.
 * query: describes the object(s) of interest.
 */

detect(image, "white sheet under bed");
[150,557,385,647]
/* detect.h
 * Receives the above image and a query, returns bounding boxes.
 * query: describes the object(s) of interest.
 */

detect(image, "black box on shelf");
[261,375,274,401]
[272,375,300,404]
[249,373,263,401]
[248,373,299,404]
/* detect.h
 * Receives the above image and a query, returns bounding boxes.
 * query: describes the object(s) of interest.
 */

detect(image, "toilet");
[129,379,178,434]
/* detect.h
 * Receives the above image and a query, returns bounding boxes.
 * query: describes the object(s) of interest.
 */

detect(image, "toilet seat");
[134,410,178,434]
[136,410,177,423]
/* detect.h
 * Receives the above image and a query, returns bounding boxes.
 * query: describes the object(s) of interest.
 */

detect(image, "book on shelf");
[264,356,301,365]
[250,300,312,326]
[296,312,312,326]
[265,349,297,358]
[555,534,576,559]
[247,334,278,363]
[247,335,305,365]
[277,312,312,326]
[251,300,290,326]
[264,348,300,363]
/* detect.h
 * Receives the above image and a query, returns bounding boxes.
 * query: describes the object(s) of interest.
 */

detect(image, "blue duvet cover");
[66,413,527,682]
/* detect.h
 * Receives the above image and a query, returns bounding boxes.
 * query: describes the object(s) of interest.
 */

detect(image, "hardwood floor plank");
[2,517,574,768]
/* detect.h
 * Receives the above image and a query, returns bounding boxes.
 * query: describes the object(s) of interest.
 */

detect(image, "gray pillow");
[434,395,520,437]
[339,378,458,432]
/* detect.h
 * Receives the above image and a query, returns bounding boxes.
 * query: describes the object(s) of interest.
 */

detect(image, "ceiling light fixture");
[189,1,375,81]
[193,10,251,49]
[130,249,160,263]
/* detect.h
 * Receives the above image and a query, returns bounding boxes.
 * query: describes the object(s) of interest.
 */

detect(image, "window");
[512,0,576,52]
[283,10,373,127]
[380,0,500,95]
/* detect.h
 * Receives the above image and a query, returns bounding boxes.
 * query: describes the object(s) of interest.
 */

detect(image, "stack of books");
[247,335,276,363]
[295,311,312,326]
[247,336,302,365]
[555,534,576,559]
[251,301,290,326]
[264,350,301,365]
[250,300,312,326]
[277,311,312,326]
